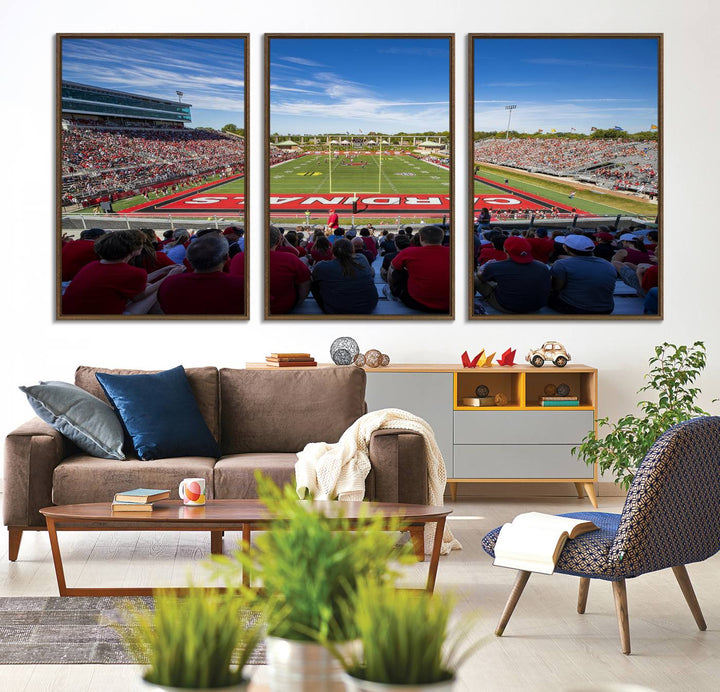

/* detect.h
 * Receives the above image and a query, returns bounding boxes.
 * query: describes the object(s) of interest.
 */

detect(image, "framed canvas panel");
[265,34,454,319]
[57,34,249,319]
[469,34,662,320]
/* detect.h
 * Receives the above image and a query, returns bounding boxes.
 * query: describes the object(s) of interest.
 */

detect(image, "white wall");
[2,0,719,441]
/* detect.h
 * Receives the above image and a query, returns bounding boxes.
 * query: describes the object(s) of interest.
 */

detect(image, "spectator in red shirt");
[477,233,508,266]
[309,235,333,265]
[327,208,339,231]
[158,234,245,315]
[359,228,378,259]
[130,228,176,274]
[62,230,148,315]
[527,228,555,264]
[61,228,106,281]
[268,225,311,314]
[388,225,450,313]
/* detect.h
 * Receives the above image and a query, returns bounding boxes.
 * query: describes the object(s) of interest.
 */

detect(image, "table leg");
[45,518,69,597]
[425,516,446,593]
[242,524,251,587]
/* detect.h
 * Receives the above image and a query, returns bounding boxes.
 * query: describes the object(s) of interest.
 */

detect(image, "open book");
[493,512,599,574]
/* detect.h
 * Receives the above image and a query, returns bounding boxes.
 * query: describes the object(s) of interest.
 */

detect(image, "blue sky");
[62,38,245,129]
[474,37,659,134]
[270,37,451,135]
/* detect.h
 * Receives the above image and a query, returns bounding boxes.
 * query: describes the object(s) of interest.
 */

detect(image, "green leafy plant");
[118,587,262,689]
[573,342,715,489]
[209,473,413,643]
[331,579,483,685]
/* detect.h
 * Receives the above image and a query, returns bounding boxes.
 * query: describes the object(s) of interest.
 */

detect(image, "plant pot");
[141,677,250,691]
[341,672,456,692]
[265,636,345,692]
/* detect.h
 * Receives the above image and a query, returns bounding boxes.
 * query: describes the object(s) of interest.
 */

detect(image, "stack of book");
[538,396,580,407]
[265,353,317,368]
[111,488,170,512]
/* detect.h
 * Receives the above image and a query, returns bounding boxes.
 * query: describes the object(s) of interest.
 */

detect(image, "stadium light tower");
[505,104,517,140]
[176,91,184,103]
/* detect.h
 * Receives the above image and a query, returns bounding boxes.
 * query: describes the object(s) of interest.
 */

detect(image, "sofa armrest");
[4,418,67,528]
[366,429,427,505]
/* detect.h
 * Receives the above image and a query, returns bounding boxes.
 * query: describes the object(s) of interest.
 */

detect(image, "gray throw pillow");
[20,381,125,460]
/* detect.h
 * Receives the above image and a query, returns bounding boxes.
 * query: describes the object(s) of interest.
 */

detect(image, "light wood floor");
[1,494,718,692]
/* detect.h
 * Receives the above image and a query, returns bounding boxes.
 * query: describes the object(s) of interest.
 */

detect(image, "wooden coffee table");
[40,499,451,597]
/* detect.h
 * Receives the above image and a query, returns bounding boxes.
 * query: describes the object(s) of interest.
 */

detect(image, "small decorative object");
[330,337,359,366]
[461,397,481,407]
[481,351,496,367]
[353,353,366,367]
[364,349,383,368]
[475,384,490,398]
[494,392,508,406]
[478,397,496,406]
[526,341,571,368]
[497,348,517,366]
[544,383,557,396]
[461,350,483,368]
[380,353,390,367]
[556,383,571,396]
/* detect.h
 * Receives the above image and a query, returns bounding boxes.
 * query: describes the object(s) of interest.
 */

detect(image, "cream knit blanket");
[295,408,461,556]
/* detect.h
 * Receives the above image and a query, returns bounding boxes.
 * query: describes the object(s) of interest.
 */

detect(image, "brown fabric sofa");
[4,365,427,561]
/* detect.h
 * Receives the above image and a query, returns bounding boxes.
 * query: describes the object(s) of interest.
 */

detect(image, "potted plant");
[330,579,483,691]
[209,474,413,692]
[573,342,716,489]
[118,587,262,691]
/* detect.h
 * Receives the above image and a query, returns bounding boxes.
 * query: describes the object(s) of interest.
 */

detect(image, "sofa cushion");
[219,367,367,454]
[19,381,125,460]
[53,455,216,505]
[75,365,220,441]
[214,453,299,499]
[95,366,221,461]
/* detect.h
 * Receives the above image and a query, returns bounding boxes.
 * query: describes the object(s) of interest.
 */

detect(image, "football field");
[271,153,449,195]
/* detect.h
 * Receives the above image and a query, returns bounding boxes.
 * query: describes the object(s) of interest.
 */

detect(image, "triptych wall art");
[57,33,661,321]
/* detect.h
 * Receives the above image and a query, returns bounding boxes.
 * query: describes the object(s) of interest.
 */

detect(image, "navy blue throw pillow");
[95,366,221,460]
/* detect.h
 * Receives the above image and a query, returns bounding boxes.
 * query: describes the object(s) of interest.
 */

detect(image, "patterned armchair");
[482,416,720,654]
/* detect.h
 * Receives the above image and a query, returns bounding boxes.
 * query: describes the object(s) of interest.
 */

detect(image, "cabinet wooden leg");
[408,525,425,562]
[8,528,23,562]
[611,579,631,655]
[577,577,590,614]
[448,482,458,502]
[672,565,707,631]
[573,482,585,499]
[496,570,531,636]
[583,482,598,508]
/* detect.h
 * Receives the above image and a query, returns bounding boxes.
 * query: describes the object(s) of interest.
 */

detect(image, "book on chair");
[493,512,598,575]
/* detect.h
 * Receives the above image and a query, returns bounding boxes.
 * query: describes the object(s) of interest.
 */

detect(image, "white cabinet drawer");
[454,411,594,445]
[453,444,593,479]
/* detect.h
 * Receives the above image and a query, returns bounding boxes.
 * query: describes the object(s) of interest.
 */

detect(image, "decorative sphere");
[364,349,382,368]
[475,385,490,398]
[544,384,557,396]
[556,383,571,396]
[353,353,366,367]
[332,349,353,366]
[494,392,508,406]
[380,353,390,367]
[330,337,359,365]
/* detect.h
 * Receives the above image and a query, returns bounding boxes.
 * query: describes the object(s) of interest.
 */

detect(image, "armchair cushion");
[482,511,623,581]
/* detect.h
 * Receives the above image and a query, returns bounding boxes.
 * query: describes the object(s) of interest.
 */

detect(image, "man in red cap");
[327,208,339,232]
[474,235,551,313]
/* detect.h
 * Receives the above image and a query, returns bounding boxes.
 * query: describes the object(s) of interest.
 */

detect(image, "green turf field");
[271,154,449,195]
[474,163,658,218]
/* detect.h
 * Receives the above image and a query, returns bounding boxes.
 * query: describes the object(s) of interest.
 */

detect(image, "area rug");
[0,597,265,665]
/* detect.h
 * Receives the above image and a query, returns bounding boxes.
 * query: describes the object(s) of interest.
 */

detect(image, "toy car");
[526,341,571,368]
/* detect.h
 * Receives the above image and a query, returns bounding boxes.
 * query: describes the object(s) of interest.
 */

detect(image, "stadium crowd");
[61,124,245,203]
[267,219,451,316]
[61,226,246,316]
[472,223,659,315]
[474,138,658,195]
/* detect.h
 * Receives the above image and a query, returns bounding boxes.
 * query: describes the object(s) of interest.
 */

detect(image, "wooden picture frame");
[469,34,662,320]
[57,34,249,319]
[265,33,454,320]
